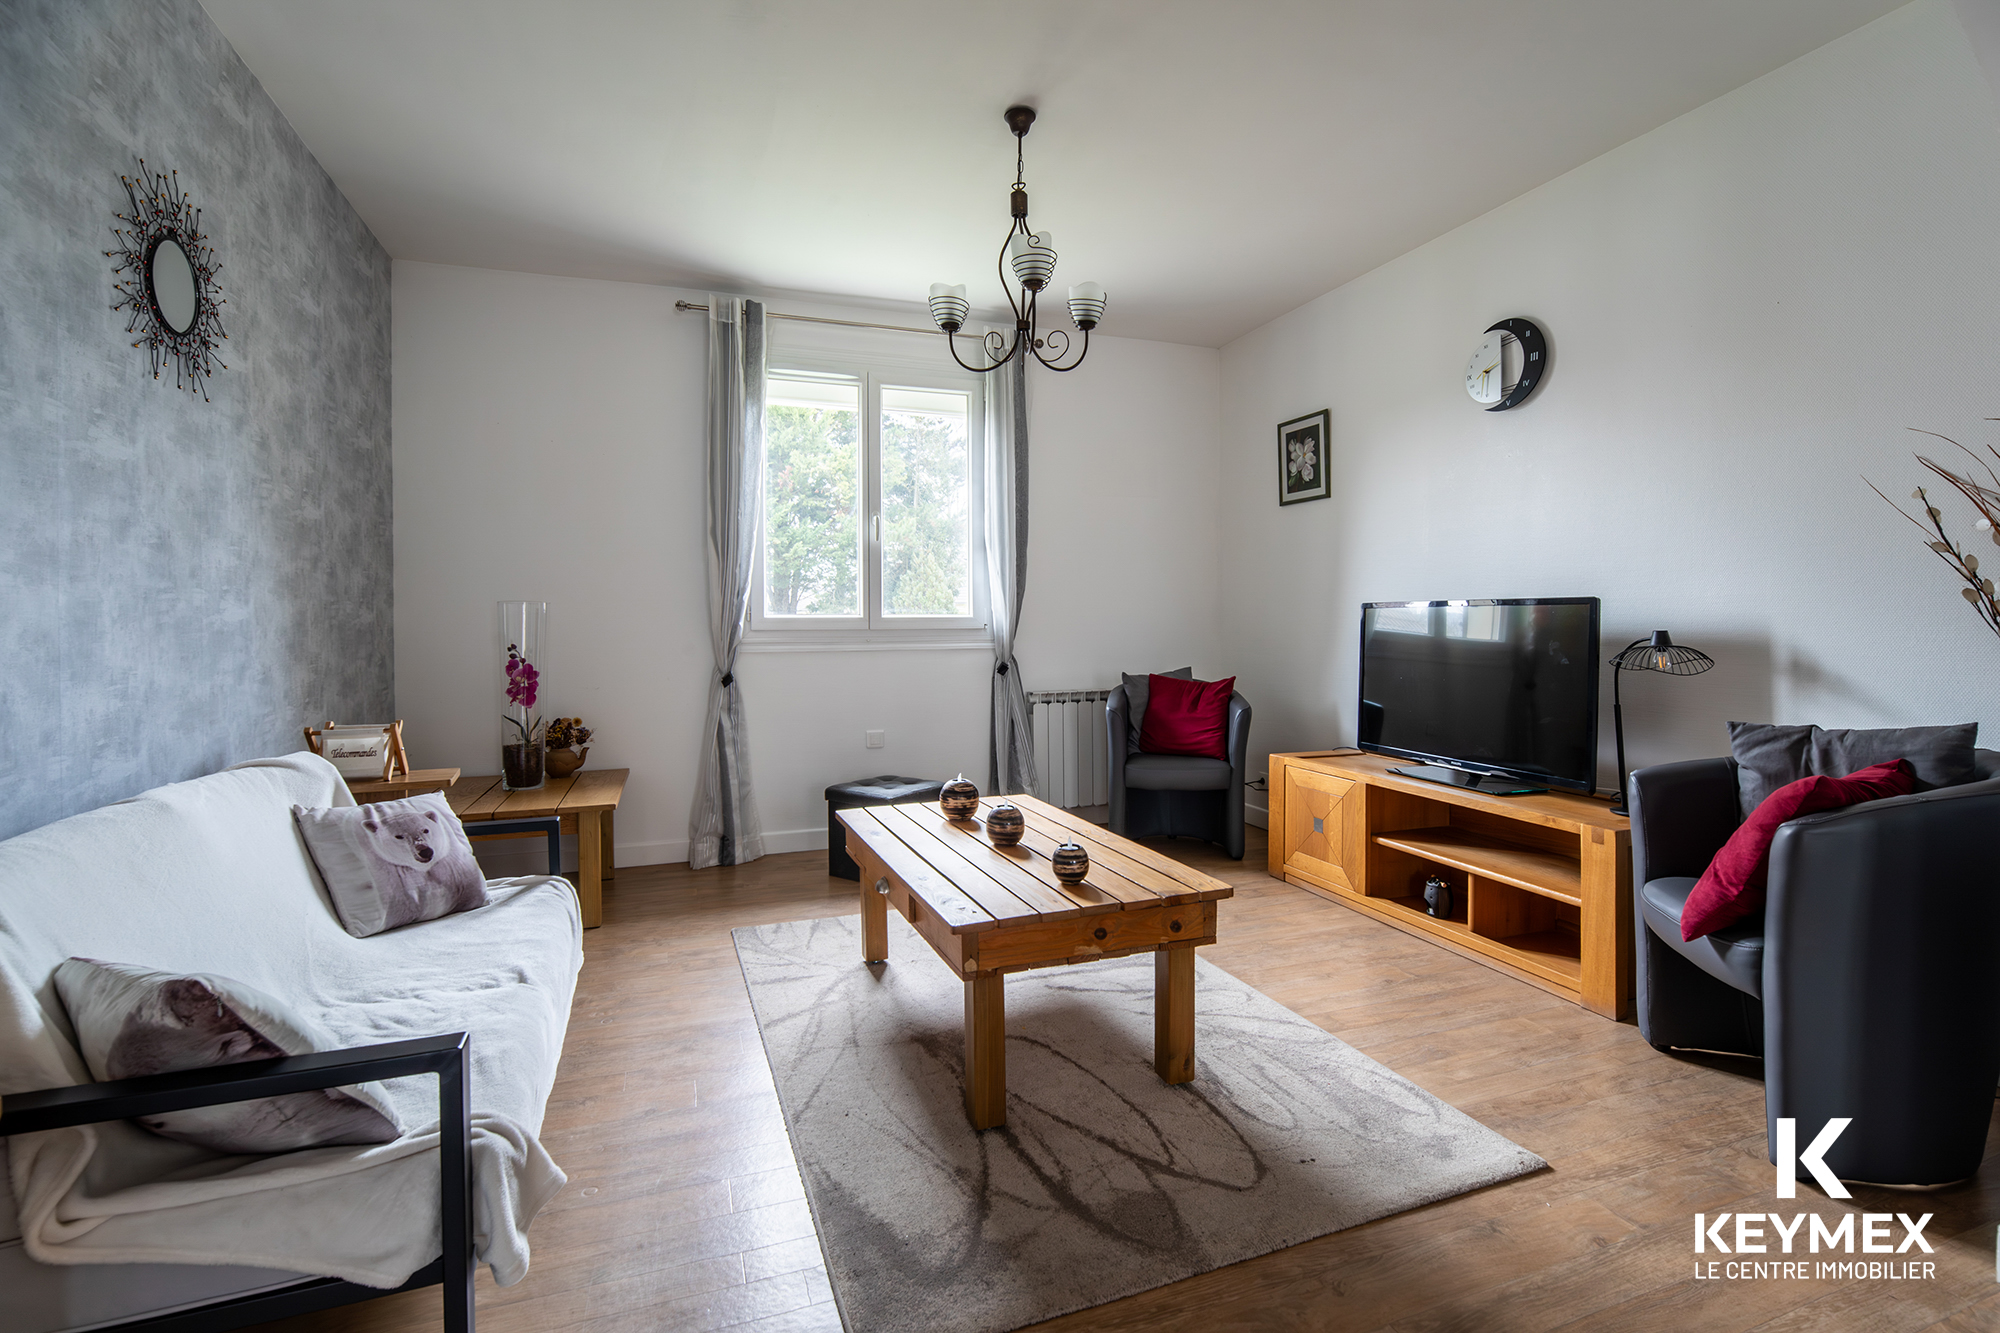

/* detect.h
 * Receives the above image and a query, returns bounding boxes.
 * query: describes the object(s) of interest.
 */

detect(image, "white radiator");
[1026,689,1111,810]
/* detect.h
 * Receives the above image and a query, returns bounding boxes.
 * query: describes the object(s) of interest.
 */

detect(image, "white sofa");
[0,754,583,1332]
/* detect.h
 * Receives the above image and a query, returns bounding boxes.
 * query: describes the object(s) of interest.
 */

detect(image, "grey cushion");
[1728,721,1979,815]
[1639,877,1765,999]
[1123,753,1233,791]
[54,958,404,1154]
[1121,667,1192,755]
[293,793,489,937]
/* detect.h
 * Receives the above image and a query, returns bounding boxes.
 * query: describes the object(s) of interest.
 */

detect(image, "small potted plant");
[545,716,594,779]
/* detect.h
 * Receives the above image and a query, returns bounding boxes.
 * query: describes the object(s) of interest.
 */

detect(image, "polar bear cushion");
[293,792,489,937]
[53,957,404,1154]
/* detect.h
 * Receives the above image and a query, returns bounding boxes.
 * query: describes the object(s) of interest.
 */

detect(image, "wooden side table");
[445,770,628,929]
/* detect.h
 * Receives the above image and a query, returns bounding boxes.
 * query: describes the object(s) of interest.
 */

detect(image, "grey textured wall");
[0,0,393,839]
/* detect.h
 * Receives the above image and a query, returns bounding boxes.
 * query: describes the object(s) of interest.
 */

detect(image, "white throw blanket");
[0,755,583,1289]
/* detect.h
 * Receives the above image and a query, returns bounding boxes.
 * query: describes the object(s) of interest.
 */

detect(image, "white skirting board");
[469,828,830,877]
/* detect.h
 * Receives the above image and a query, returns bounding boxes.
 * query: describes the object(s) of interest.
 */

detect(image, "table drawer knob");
[875,878,891,896]
[1171,920,1182,933]
[1094,926,1108,941]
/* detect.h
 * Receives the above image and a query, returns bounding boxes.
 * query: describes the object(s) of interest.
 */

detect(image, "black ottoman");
[825,775,945,880]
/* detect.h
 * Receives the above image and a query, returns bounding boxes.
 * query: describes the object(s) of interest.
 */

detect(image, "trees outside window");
[754,361,984,642]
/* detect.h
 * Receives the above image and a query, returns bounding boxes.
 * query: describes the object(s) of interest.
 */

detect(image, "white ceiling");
[201,0,1908,347]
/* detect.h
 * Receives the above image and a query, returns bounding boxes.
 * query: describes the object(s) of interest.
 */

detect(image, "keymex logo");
[1691,1119,1936,1282]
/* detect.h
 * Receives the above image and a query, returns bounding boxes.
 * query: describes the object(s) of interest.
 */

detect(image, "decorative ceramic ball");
[1052,841,1090,884]
[985,802,1025,846]
[940,773,981,820]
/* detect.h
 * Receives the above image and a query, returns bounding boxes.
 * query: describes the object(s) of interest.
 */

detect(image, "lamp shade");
[927,283,969,332]
[1610,630,1714,676]
[1008,231,1057,290]
[1067,281,1106,330]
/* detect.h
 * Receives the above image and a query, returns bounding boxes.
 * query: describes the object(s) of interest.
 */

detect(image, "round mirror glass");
[148,238,199,335]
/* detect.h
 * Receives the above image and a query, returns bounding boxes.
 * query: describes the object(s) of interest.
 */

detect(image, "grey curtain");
[985,355,1037,795]
[689,296,768,869]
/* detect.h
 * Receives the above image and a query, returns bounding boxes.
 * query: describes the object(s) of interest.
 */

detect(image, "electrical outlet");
[866,730,885,749]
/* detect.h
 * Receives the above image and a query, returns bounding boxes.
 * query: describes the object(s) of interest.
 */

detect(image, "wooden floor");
[252,827,2000,1333]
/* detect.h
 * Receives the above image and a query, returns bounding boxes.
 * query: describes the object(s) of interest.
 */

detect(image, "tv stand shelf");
[1370,827,1583,905]
[1269,751,1631,1017]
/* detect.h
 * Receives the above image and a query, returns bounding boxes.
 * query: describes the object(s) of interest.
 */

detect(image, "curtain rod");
[673,299,939,337]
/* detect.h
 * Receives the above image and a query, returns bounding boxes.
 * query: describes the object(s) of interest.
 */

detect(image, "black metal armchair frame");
[1106,686,1252,860]
[1,1032,475,1332]
[1631,755,2000,1187]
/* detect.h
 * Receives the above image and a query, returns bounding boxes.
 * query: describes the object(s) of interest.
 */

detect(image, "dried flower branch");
[546,717,593,750]
[1868,424,2000,641]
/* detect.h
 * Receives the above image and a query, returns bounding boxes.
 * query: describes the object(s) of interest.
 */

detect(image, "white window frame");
[746,349,989,651]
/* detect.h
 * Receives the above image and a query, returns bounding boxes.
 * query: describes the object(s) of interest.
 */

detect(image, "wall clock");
[1463,318,1544,411]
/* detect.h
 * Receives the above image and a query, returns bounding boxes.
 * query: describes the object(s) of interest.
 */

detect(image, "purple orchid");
[504,643,543,746]
[505,643,540,710]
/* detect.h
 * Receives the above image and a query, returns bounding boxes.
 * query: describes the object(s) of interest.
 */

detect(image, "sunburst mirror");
[107,160,227,398]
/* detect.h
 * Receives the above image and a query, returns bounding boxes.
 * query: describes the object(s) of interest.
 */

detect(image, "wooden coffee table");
[837,793,1234,1130]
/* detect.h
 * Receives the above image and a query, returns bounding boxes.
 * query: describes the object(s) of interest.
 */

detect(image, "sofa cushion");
[1121,667,1191,755]
[1728,721,1975,815]
[1683,758,1916,940]
[294,792,489,937]
[1140,674,1236,759]
[1123,753,1234,791]
[1640,877,1765,998]
[53,957,403,1154]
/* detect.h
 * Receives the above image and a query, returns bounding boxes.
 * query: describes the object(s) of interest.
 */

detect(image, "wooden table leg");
[862,873,889,964]
[964,972,1007,1130]
[576,806,604,930]
[603,809,615,880]
[1155,947,1195,1085]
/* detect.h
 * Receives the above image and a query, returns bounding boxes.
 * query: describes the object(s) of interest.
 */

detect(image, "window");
[751,356,986,646]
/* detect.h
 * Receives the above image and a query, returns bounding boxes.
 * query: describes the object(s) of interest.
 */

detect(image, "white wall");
[1218,0,2000,814]
[391,263,1223,867]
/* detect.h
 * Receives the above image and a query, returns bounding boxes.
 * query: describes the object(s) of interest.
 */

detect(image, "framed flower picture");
[1277,408,1330,506]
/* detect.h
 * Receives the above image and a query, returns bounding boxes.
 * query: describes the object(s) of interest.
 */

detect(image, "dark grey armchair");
[1106,686,1251,860]
[1630,750,2000,1188]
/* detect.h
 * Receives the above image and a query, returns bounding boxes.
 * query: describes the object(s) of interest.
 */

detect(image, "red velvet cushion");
[1139,674,1236,759]
[1681,758,1915,941]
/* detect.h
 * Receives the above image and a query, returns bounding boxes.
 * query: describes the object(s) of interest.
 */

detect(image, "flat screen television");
[1357,597,1601,795]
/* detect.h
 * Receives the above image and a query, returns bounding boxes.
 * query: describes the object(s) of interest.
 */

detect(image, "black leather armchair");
[1631,750,2000,1187]
[1106,686,1251,860]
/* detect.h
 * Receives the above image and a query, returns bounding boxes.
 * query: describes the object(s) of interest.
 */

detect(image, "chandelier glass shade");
[928,106,1104,373]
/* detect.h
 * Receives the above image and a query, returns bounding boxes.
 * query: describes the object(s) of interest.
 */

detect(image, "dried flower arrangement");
[1870,425,2000,640]
[546,717,593,751]
[544,716,593,779]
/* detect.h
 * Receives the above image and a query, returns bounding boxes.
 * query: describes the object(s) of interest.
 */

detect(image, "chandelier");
[928,106,1105,374]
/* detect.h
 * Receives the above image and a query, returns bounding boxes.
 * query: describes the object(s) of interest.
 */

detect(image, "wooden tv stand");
[1268,751,1632,1018]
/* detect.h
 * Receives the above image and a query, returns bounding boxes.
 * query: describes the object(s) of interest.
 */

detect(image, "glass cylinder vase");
[500,600,546,790]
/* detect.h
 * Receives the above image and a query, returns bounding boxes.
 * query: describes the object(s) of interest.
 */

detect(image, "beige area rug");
[733,914,1546,1333]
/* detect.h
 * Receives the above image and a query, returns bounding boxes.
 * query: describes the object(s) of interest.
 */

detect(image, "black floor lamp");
[1609,631,1715,816]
